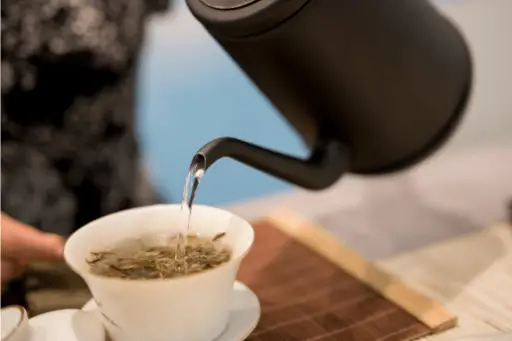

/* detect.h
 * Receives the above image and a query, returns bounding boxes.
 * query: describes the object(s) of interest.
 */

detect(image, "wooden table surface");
[376,223,512,340]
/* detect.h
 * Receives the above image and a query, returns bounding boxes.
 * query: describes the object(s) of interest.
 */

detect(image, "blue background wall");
[136,1,308,205]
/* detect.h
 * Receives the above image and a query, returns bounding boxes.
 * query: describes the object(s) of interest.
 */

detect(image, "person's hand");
[1,213,65,293]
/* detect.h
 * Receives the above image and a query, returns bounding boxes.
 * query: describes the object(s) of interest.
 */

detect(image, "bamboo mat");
[236,212,455,341]
[25,210,456,340]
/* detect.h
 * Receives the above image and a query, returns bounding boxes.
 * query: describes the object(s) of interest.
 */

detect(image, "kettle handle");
[195,137,349,190]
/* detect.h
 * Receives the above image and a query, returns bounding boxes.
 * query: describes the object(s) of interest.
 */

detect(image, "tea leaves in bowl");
[87,233,231,280]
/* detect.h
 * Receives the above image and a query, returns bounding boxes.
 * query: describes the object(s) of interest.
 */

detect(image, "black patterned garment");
[1,0,171,236]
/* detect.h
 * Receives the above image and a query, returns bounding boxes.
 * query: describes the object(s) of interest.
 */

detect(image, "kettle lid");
[199,0,259,10]
[186,0,309,37]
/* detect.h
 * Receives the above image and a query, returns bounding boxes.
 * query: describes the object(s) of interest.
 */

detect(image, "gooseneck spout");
[195,138,349,190]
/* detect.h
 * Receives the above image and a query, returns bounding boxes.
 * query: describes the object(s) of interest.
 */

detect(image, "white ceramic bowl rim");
[1,305,27,341]
[63,204,254,285]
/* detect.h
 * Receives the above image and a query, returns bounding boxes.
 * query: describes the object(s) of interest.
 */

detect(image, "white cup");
[1,306,30,341]
[63,204,254,341]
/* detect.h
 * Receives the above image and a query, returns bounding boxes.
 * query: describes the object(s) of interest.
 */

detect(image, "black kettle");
[186,0,472,190]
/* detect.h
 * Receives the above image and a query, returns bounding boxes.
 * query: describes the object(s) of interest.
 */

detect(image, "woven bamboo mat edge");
[262,209,457,332]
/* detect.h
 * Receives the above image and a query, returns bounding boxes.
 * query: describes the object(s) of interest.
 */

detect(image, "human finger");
[1,214,65,262]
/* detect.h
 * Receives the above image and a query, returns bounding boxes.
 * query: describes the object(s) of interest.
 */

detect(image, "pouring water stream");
[177,154,206,261]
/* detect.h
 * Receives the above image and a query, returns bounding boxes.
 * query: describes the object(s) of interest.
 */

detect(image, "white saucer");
[82,281,260,341]
[29,309,106,341]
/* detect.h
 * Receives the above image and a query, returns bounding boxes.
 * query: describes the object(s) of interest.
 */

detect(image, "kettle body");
[186,0,472,187]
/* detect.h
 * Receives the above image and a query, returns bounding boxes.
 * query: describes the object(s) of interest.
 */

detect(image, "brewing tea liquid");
[178,154,206,259]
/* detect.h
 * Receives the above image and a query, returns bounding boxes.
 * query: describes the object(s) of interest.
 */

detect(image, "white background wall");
[431,0,512,155]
